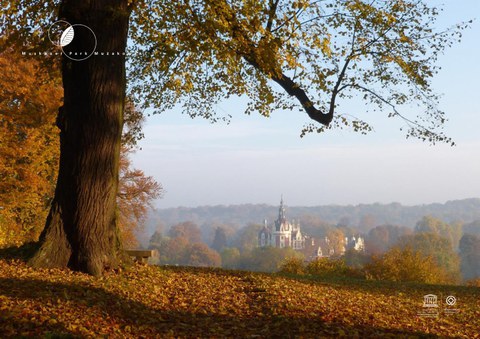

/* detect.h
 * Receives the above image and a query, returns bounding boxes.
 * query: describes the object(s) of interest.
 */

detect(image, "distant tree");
[365,246,451,284]
[463,221,480,237]
[397,233,461,283]
[148,229,165,251]
[152,221,223,266]
[344,249,371,269]
[459,234,480,281]
[182,243,221,267]
[450,222,463,250]
[212,227,228,252]
[326,228,345,256]
[237,247,303,273]
[358,215,377,232]
[336,225,356,238]
[366,226,389,255]
[168,222,202,244]
[366,225,412,255]
[233,223,263,253]
[337,217,352,228]
[414,216,462,249]
[160,236,189,265]
[298,215,333,238]
[220,247,241,269]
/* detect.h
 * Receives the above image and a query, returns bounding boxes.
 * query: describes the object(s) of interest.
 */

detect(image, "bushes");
[280,247,457,285]
[465,278,480,287]
[306,257,351,277]
[237,247,304,272]
[279,257,363,279]
[279,257,305,275]
[364,246,452,284]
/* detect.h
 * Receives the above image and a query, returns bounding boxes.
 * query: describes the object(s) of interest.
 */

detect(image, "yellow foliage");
[0,54,161,248]
[0,51,62,247]
[364,246,451,284]
[278,256,305,275]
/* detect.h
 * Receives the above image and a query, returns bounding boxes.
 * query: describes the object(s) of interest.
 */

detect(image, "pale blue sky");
[132,1,480,208]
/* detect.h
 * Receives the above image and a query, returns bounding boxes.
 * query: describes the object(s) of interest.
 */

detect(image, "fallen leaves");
[0,259,479,337]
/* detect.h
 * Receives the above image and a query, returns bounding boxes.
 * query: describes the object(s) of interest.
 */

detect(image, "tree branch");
[266,0,280,32]
[244,56,333,125]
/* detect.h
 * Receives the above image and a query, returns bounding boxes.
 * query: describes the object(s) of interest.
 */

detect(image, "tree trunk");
[29,0,132,276]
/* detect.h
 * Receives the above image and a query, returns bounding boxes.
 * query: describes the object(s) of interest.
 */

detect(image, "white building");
[258,197,306,250]
[258,198,366,258]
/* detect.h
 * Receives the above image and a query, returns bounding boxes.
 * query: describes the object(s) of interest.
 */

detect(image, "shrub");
[465,278,480,287]
[307,258,345,276]
[364,246,452,284]
[279,257,305,275]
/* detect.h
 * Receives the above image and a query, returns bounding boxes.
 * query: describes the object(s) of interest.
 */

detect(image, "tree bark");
[29,0,132,275]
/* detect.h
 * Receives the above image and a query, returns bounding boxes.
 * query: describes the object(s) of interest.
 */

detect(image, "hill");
[149,198,480,231]
[1,259,479,337]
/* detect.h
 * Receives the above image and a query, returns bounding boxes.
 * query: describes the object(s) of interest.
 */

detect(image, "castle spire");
[279,195,286,221]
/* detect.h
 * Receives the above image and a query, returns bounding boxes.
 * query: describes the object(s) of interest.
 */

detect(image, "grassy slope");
[0,259,479,338]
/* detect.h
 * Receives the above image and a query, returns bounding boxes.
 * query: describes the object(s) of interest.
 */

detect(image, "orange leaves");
[118,100,162,248]
[117,145,162,248]
[0,51,62,247]
[1,258,479,337]
[0,52,160,248]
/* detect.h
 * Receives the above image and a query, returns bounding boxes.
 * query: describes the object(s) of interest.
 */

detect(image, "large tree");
[2,0,468,275]
[0,49,161,249]
[4,0,133,275]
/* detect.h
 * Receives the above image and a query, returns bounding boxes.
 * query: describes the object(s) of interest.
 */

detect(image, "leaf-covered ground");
[0,259,479,338]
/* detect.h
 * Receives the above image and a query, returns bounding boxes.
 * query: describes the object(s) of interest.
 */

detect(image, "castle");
[258,197,305,249]
[258,198,365,259]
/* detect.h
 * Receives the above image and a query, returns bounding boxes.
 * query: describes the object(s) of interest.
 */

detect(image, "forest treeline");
[147,214,480,285]
[148,198,480,233]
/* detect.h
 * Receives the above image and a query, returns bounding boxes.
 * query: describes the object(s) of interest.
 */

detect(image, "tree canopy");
[128,0,469,143]
[3,0,469,143]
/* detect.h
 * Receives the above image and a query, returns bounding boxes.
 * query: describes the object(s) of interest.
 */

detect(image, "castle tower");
[278,195,286,224]
[258,196,306,250]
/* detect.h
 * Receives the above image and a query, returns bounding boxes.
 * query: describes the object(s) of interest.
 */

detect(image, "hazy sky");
[131,1,480,209]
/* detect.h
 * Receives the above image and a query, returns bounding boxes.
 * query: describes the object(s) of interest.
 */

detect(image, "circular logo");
[445,295,456,306]
[48,20,97,61]
[48,20,71,47]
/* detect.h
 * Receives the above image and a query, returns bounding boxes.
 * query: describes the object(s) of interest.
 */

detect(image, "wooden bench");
[125,249,155,263]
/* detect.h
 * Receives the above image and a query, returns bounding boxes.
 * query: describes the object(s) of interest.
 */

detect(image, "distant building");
[258,198,365,259]
[258,197,305,250]
[316,237,335,258]
[345,236,365,253]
